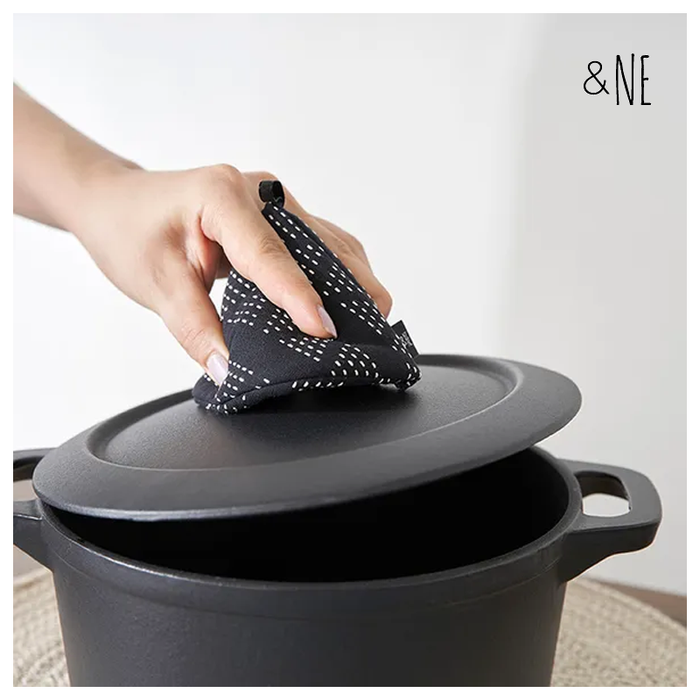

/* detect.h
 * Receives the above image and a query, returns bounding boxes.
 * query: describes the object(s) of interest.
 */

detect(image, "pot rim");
[37,447,583,617]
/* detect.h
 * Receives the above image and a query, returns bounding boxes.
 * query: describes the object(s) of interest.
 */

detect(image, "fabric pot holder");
[193,181,421,414]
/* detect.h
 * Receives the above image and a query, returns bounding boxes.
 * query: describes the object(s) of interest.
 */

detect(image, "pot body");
[53,559,567,686]
[14,447,661,687]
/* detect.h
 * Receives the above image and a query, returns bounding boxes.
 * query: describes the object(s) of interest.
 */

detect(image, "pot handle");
[558,460,662,582]
[14,449,53,571]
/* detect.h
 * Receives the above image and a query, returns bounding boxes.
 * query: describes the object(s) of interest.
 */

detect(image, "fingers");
[154,262,230,385]
[322,223,392,316]
[198,166,337,339]
[298,213,393,318]
[267,182,391,317]
[314,216,371,268]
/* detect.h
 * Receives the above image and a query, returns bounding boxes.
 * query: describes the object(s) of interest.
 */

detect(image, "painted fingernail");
[317,305,337,338]
[206,352,229,385]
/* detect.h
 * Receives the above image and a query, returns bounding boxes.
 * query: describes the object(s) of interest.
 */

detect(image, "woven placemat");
[13,568,687,687]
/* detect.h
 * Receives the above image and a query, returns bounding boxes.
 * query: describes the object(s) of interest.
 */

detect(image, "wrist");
[59,155,142,240]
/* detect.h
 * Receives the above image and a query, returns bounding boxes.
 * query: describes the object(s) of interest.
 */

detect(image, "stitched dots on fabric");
[193,182,421,413]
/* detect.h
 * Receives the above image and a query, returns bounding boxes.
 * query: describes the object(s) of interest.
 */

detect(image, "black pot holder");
[193,181,421,413]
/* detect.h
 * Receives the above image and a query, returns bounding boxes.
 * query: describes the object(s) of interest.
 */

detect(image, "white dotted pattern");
[193,201,421,413]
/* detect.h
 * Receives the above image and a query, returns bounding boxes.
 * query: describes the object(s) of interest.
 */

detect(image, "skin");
[13,83,392,383]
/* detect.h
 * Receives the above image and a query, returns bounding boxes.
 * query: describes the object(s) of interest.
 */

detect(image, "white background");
[13,14,686,594]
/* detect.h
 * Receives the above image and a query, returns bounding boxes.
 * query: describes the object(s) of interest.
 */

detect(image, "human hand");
[65,163,392,384]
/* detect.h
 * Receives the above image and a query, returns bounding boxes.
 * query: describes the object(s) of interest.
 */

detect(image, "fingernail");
[317,305,337,338]
[206,352,229,385]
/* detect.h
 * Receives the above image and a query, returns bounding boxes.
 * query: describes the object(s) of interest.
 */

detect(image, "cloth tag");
[391,320,419,358]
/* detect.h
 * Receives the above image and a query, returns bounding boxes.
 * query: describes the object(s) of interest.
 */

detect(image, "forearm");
[13,83,139,231]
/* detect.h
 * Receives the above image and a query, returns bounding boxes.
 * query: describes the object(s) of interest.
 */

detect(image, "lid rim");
[33,354,582,522]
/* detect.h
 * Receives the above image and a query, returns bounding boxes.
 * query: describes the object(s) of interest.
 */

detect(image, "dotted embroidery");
[193,200,421,413]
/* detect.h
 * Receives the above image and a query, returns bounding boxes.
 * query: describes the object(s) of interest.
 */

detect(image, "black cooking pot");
[13,355,661,686]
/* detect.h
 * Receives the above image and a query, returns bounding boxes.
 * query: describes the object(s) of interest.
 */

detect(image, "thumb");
[156,270,230,385]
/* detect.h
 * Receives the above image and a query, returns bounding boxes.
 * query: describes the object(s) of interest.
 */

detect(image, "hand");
[65,163,393,384]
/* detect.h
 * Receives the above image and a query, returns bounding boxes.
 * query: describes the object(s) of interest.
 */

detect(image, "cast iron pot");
[14,444,660,687]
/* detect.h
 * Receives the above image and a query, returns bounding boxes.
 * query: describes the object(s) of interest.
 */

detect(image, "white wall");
[13,14,686,593]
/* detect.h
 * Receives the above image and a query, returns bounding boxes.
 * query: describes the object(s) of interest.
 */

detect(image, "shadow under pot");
[13,355,661,687]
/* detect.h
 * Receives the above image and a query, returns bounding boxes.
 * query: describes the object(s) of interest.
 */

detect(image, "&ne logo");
[583,54,651,105]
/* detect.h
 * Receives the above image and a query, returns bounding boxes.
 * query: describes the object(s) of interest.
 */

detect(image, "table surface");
[595,579,687,627]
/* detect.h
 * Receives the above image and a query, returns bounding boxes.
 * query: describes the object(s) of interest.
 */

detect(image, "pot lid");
[32,354,581,521]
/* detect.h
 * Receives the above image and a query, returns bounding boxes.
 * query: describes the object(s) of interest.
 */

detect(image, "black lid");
[32,355,581,521]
